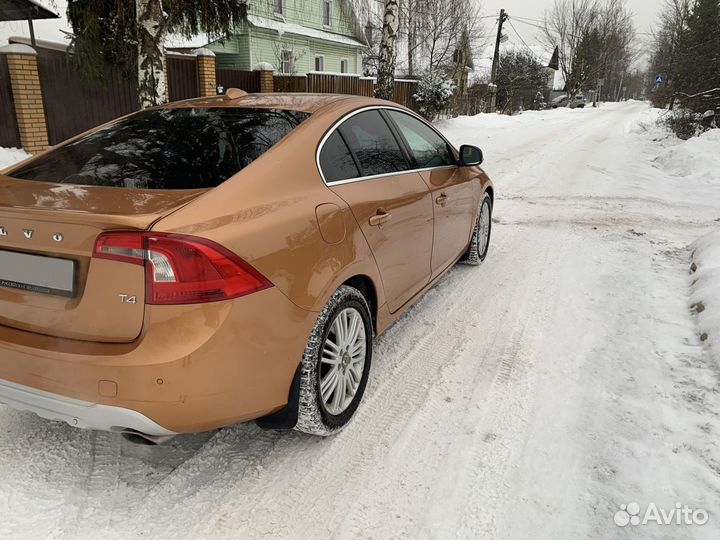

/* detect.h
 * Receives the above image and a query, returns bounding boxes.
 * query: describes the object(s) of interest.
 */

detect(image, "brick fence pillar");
[253,62,275,93]
[0,44,49,153]
[193,48,217,97]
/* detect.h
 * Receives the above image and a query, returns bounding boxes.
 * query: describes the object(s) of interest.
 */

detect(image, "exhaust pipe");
[121,429,175,446]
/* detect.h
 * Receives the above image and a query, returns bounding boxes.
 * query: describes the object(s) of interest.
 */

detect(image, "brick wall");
[196,52,217,97]
[1,46,49,153]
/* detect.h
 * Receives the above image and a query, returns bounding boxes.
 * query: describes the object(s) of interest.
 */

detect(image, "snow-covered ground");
[691,231,720,364]
[1,103,719,540]
[0,146,27,171]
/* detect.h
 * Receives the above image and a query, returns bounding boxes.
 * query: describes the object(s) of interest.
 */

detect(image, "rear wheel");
[295,285,373,436]
[460,193,492,266]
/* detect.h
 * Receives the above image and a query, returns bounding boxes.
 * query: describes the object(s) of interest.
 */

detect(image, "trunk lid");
[0,176,205,342]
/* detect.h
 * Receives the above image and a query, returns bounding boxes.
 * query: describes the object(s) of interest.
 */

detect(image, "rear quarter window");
[9,108,309,189]
[319,131,360,183]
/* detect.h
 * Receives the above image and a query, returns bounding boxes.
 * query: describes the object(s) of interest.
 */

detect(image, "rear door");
[385,110,474,276]
[320,109,433,313]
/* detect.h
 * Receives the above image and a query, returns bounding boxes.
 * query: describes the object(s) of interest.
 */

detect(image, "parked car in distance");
[550,94,587,109]
[0,91,493,442]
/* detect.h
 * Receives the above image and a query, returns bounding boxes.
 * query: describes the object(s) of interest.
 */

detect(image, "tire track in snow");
[333,225,562,539]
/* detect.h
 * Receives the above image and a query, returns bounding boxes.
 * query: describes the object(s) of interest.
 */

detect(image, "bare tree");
[542,0,598,99]
[407,0,483,75]
[543,0,635,101]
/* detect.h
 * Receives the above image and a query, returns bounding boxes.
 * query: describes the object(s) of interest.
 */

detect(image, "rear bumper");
[0,378,175,436]
[0,287,316,433]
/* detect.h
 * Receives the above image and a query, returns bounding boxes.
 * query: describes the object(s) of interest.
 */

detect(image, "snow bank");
[691,231,720,360]
[0,147,28,171]
[654,128,720,179]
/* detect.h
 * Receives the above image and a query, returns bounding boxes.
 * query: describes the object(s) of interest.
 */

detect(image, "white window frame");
[340,58,349,74]
[314,55,325,72]
[280,49,294,74]
[274,0,284,16]
[323,0,332,26]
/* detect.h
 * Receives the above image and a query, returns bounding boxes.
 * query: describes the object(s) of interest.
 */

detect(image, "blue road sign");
[655,75,664,83]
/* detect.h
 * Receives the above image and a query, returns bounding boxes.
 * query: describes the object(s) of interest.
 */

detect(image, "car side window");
[319,131,360,183]
[386,110,456,169]
[338,110,409,176]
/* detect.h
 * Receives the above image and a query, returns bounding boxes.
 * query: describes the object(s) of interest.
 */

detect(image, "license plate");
[0,250,75,297]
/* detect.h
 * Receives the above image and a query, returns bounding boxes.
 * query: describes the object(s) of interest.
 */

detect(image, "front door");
[384,110,474,275]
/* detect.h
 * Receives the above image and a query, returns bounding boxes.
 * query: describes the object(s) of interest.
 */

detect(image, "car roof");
[164,92,400,114]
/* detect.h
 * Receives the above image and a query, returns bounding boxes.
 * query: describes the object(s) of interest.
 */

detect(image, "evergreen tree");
[496,51,549,114]
[672,0,720,102]
[67,0,246,108]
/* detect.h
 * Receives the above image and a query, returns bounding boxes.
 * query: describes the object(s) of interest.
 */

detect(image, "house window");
[365,23,374,46]
[281,50,294,74]
[340,58,348,73]
[274,0,283,15]
[314,55,325,72]
[323,0,332,26]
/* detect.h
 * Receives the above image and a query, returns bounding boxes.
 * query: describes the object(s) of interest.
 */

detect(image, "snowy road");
[2,103,720,539]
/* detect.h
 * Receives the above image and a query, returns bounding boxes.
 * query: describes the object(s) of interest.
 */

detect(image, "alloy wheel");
[319,307,367,415]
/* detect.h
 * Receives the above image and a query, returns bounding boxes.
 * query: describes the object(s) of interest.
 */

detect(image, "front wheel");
[295,285,373,436]
[460,193,492,266]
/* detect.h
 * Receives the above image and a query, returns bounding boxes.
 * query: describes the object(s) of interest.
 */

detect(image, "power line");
[506,18,532,51]
[508,17,546,32]
[510,15,547,25]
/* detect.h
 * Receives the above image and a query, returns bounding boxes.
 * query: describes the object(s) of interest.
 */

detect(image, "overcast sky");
[479,0,661,66]
[1,0,662,67]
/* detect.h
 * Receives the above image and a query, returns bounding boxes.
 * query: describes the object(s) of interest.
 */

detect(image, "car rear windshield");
[9,107,310,189]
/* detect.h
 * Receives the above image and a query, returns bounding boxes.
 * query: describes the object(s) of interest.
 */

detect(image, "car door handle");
[368,209,392,226]
[435,193,448,207]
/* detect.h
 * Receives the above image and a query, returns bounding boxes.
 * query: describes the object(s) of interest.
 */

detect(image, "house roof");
[246,15,366,48]
[0,0,59,21]
[166,10,368,51]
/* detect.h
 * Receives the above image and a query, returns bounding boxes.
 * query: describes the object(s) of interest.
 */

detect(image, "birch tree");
[136,0,168,108]
[376,0,400,100]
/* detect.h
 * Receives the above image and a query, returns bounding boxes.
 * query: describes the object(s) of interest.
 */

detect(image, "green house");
[189,1,368,75]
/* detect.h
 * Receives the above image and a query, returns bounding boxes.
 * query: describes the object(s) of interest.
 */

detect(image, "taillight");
[93,232,272,305]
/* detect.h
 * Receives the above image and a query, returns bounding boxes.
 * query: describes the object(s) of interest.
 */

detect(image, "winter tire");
[460,193,492,266]
[295,285,373,436]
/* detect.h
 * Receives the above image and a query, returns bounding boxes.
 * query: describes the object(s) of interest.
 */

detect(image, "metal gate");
[37,49,138,145]
[0,55,20,148]
[167,55,199,102]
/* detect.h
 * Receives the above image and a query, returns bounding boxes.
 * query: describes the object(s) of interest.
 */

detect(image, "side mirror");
[459,145,483,166]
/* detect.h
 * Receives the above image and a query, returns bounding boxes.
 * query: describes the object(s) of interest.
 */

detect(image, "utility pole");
[488,8,508,113]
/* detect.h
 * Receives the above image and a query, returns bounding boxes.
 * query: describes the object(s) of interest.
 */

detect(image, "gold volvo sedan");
[0,92,493,441]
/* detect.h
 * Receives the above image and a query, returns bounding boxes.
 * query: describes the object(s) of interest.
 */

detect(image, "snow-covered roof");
[247,15,366,48]
[0,0,59,21]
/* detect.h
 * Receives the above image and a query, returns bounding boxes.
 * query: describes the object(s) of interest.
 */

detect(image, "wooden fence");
[167,55,199,102]
[214,69,420,112]
[0,54,19,148]
[37,48,139,145]
[35,47,203,145]
[307,72,359,95]
[274,74,307,92]
[217,69,260,93]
